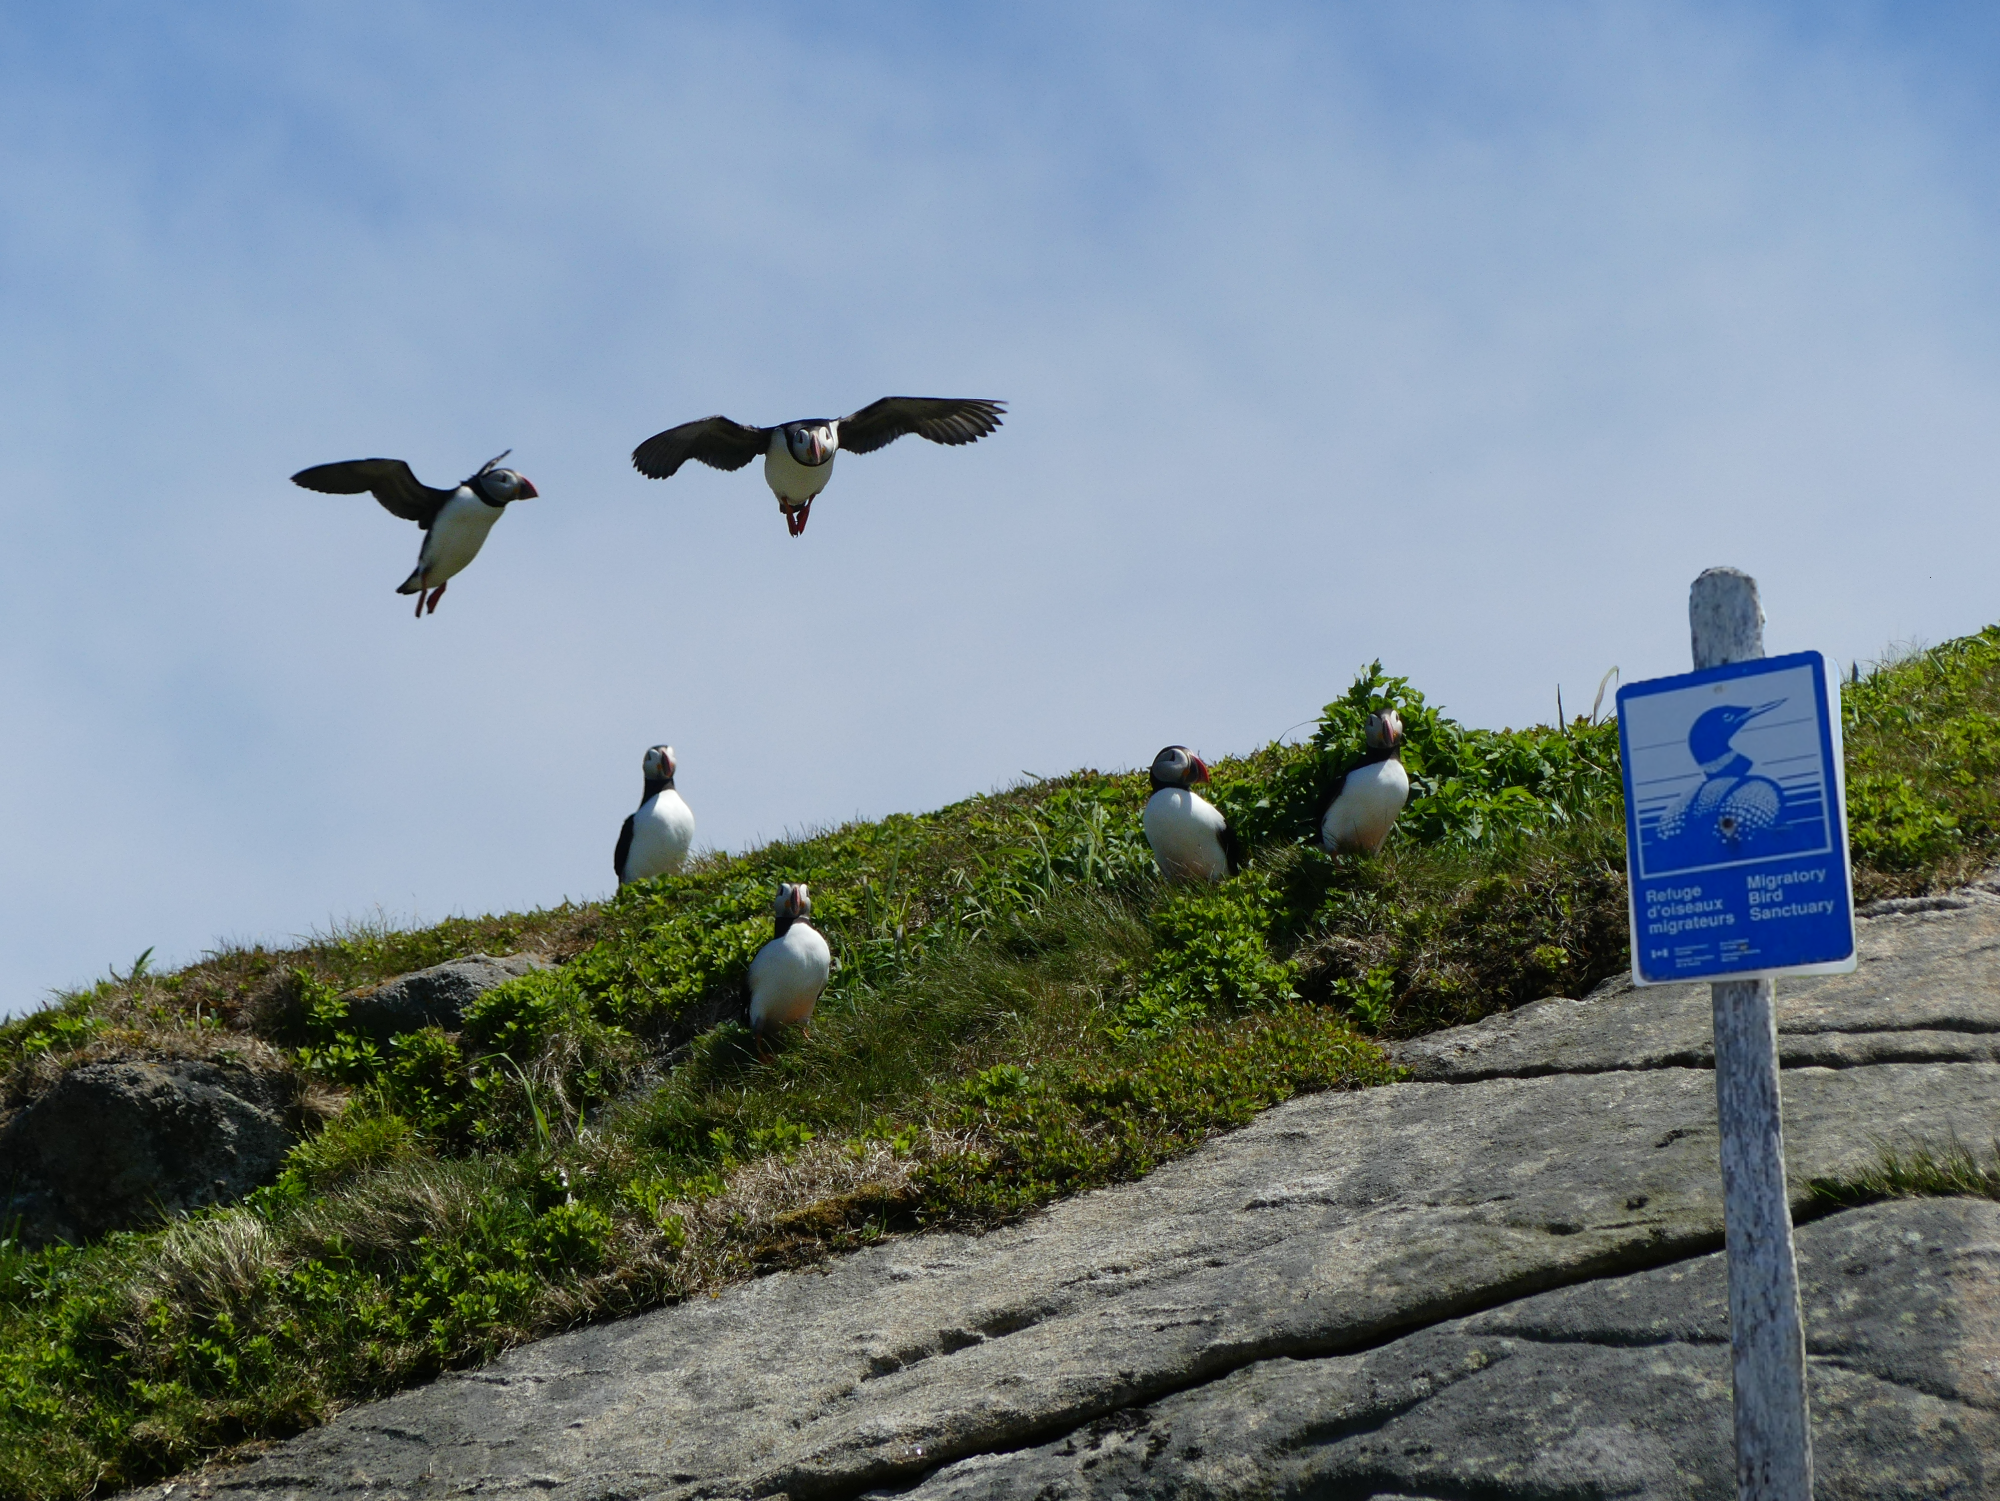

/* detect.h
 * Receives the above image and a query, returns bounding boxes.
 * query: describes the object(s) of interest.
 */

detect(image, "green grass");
[1843,624,2000,896]
[2,633,1997,1499]
[1810,1138,2000,1207]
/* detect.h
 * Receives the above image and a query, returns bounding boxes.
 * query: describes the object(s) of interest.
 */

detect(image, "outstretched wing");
[836,397,1005,456]
[632,416,770,479]
[292,458,455,529]
[614,814,636,884]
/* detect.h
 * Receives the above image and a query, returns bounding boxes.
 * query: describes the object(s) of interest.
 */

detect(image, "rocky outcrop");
[0,952,553,1247]
[122,889,2000,1500]
[0,1060,297,1243]
[911,1197,2000,1498]
[341,952,551,1039]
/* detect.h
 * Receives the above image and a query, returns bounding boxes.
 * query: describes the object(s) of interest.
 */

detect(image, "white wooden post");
[1689,567,1813,1500]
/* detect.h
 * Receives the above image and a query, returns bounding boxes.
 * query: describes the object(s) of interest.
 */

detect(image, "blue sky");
[4,3,1999,1014]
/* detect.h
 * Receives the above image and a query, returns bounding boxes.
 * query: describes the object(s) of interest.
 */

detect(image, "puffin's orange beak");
[1192,756,1212,782]
[517,477,539,498]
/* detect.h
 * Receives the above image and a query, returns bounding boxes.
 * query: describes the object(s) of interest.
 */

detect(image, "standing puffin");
[614,745,696,886]
[747,883,832,1055]
[631,397,1004,535]
[292,451,537,616]
[1321,709,1413,853]
[1143,746,1238,883]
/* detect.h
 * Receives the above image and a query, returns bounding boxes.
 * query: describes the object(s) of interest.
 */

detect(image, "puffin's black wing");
[292,459,455,529]
[614,814,636,885]
[632,416,770,479]
[1220,820,1243,876]
[1323,768,1350,811]
[1325,745,1397,814]
[836,397,1005,457]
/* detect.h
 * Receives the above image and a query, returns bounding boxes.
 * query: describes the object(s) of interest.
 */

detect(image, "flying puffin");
[292,451,537,616]
[614,745,696,886]
[1322,709,1413,853]
[1143,746,1239,883]
[1656,700,1786,845]
[747,883,832,1056]
[631,397,1005,535]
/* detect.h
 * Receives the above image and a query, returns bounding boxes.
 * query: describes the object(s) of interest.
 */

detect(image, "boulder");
[0,1060,296,1242]
[341,952,550,1039]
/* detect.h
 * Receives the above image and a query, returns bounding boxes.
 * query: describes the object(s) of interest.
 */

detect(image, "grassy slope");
[2,634,1998,1498]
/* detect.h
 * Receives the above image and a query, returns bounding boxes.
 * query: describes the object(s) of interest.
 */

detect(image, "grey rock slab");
[342,952,551,1039]
[1395,886,2000,1082]
[122,1061,2000,1501]
[903,1196,2000,1501]
[0,1060,295,1242]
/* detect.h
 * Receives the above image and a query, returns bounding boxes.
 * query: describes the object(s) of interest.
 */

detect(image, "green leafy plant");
[1209,662,1622,854]
[1843,626,2000,894]
[1334,966,1397,1032]
[1118,873,1297,1040]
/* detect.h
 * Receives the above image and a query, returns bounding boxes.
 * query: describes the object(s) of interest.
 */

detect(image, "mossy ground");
[2,632,1998,1499]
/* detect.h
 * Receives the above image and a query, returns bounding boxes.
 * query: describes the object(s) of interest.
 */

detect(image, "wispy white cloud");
[2,2,1997,1011]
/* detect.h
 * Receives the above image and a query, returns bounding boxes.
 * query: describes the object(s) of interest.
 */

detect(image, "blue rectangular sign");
[1617,650,1856,985]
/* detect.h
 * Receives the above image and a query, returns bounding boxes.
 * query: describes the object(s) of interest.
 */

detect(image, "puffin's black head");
[642,744,677,788]
[773,881,812,936]
[472,449,538,505]
[783,422,835,467]
[1365,709,1405,755]
[1149,745,1210,791]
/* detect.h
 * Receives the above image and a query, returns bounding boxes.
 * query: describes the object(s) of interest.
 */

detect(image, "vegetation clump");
[1842,625,2000,894]
[1,632,1997,1499]
[1811,1137,2000,1207]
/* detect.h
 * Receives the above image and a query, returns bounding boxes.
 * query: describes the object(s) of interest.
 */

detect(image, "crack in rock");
[895,1200,2000,1500]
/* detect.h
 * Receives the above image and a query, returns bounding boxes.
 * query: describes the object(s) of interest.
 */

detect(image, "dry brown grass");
[113,1124,962,1396]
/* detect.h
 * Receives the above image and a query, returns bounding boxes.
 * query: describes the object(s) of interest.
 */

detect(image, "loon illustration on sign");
[1617,649,1856,984]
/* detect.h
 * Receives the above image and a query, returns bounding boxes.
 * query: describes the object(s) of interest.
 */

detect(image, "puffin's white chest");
[1322,758,1411,853]
[418,489,505,583]
[748,922,832,1033]
[1143,788,1230,883]
[764,438,836,505]
[626,789,695,881]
